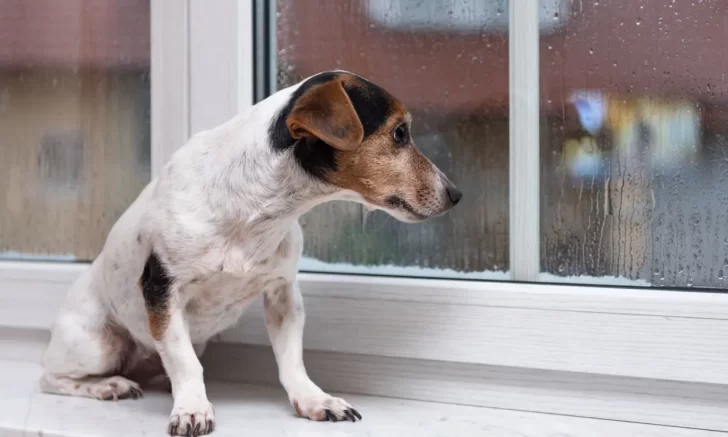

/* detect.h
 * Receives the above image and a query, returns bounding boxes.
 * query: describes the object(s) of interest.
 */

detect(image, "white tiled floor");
[1,360,724,437]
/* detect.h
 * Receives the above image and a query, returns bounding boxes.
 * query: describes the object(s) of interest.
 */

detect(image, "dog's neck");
[178,90,346,252]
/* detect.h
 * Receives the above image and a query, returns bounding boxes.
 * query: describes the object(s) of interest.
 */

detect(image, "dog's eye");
[392,124,409,145]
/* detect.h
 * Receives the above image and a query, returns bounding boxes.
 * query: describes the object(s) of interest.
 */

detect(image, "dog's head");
[269,71,462,222]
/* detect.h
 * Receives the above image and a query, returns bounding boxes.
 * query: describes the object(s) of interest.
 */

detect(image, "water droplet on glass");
[557,264,565,273]
[589,48,594,55]
[686,278,693,287]
[553,12,560,20]
[636,17,642,26]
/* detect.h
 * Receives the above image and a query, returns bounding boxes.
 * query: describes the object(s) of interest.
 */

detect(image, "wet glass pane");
[540,0,728,288]
[275,0,510,279]
[0,0,151,262]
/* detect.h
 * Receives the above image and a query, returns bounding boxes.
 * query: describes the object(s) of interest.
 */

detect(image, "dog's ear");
[286,80,364,151]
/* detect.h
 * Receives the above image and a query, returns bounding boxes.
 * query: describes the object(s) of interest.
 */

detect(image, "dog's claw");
[168,402,215,436]
[123,387,143,400]
[344,409,361,422]
[293,394,360,423]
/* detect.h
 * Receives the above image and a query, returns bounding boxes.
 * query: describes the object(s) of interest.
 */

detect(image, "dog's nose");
[446,186,462,205]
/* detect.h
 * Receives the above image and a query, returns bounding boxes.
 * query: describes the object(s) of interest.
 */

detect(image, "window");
[366,0,569,34]
[274,0,510,279]
[270,0,728,290]
[0,0,151,262]
[540,0,728,288]
[2,1,727,433]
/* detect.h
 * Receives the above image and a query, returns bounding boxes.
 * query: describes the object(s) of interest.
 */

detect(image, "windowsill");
[1,359,722,437]
[2,261,728,433]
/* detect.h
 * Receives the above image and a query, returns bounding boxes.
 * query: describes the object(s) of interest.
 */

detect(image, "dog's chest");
[182,258,290,342]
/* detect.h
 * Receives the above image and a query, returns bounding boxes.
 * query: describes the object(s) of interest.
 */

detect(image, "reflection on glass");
[0,0,151,261]
[276,0,509,279]
[540,0,728,288]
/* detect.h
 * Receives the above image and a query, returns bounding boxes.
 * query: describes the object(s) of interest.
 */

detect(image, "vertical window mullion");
[151,0,190,178]
[508,0,541,281]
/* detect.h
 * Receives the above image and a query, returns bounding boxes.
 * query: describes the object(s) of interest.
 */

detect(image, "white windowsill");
[2,261,728,432]
[1,359,722,437]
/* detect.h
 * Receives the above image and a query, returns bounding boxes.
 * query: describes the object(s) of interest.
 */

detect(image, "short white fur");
[40,70,459,435]
[41,74,361,435]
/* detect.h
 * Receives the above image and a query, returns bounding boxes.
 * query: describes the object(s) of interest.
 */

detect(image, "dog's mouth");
[384,195,430,222]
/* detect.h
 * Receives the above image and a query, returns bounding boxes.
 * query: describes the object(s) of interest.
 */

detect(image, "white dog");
[40,71,462,436]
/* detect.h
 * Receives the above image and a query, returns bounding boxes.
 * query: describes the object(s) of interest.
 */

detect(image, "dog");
[40,70,462,436]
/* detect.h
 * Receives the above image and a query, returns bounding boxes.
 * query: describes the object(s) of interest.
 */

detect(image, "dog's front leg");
[142,254,215,435]
[264,282,362,422]
[154,307,215,436]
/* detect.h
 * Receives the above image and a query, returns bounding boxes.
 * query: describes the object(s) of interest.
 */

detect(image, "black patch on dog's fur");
[268,71,394,180]
[269,72,340,180]
[140,253,171,315]
[341,80,392,139]
[292,138,337,180]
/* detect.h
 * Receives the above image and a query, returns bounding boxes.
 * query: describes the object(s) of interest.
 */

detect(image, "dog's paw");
[168,401,215,436]
[292,394,362,422]
[92,376,143,401]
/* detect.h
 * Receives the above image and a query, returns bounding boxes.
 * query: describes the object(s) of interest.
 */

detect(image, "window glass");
[0,0,151,261]
[275,0,509,279]
[540,0,728,288]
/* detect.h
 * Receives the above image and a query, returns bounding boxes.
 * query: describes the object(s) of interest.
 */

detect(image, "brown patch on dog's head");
[270,71,462,222]
[287,79,364,151]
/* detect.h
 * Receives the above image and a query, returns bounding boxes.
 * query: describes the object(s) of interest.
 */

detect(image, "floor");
[1,360,724,437]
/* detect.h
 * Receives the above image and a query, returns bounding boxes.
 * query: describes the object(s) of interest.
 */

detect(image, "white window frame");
[1,0,727,431]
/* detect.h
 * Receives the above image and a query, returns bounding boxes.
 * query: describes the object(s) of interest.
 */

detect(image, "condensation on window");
[540,0,728,289]
[275,0,510,278]
[0,1,151,262]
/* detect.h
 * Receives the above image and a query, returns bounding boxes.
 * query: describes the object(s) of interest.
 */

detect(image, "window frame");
[1,0,727,430]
